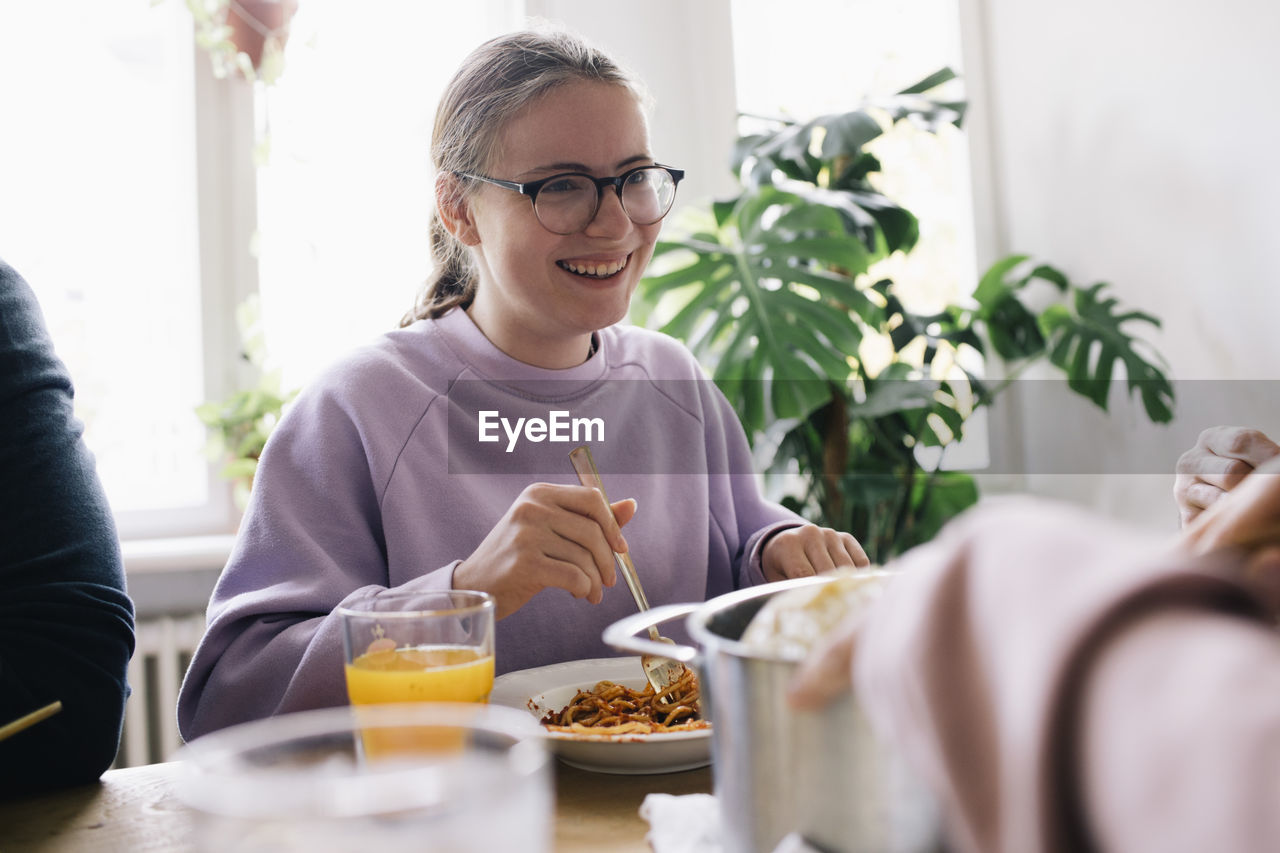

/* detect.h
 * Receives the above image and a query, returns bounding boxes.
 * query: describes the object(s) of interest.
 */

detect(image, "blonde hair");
[400,29,645,326]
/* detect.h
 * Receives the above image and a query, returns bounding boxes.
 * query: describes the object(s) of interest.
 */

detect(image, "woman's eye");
[543,178,580,194]
[626,170,650,185]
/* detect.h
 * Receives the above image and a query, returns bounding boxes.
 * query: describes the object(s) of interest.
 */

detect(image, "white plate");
[490,657,711,775]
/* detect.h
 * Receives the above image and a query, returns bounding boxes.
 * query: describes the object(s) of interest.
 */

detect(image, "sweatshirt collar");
[436,307,609,393]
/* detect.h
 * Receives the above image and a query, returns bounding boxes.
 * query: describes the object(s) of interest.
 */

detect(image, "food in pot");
[540,668,709,735]
[740,570,888,658]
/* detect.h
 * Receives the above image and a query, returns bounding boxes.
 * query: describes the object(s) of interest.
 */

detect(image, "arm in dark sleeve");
[0,260,135,796]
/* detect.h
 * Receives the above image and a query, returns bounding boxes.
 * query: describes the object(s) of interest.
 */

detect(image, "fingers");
[787,613,860,710]
[1182,456,1280,554]
[764,525,872,581]
[523,484,641,598]
[1198,426,1280,468]
[1180,481,1226,513]
[534,528,610,604]
[1176,480,1227,526]
[1176,454,1253,492]
[1174,428,1280,526]
[611,498,638,530]
[840,532,871,568]
[557,484,628,553]
[804,539,838,575]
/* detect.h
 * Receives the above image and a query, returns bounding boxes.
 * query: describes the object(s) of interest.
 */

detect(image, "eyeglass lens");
[534,167,677,234]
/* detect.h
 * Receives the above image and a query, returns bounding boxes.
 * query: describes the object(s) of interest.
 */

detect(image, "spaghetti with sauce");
[540,667,708,735]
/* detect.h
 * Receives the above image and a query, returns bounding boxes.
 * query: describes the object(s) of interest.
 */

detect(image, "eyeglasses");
[456,164,685,235]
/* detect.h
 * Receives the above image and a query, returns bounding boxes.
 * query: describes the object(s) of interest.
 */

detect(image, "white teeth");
[560,257,628,277]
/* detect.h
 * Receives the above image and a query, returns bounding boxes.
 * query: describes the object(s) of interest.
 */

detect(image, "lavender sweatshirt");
[178,308,800,739]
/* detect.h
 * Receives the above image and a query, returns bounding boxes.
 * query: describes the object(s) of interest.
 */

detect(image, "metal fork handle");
[570,445,655,618]
[613,551,652,613]
[612,552,659,639]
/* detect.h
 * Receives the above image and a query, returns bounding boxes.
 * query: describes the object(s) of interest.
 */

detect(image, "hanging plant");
[195,295,299,509]
[178,0,298,84]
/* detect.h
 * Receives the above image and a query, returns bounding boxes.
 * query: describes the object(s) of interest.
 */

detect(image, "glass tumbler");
[176,702,551,852]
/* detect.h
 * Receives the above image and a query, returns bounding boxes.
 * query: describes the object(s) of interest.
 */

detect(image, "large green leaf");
[641,189,878,431]
[1039,282,1174,423]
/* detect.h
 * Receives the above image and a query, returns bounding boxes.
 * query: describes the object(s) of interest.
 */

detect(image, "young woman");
[178,28,867,740]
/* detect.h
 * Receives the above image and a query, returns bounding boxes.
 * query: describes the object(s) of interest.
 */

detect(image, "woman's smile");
[557,253,631,280]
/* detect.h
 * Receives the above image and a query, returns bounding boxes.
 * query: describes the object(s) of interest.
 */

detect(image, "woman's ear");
[436,173,481,246]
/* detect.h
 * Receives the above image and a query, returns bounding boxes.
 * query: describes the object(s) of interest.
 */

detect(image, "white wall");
[963,0,1280,531]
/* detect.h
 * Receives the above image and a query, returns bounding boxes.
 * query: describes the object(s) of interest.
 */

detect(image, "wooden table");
[0,760,712,852]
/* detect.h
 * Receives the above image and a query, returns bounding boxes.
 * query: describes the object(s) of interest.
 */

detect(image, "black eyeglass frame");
[455,164,685,233]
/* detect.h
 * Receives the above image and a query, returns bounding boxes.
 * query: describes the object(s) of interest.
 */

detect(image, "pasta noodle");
[540,668,708,735]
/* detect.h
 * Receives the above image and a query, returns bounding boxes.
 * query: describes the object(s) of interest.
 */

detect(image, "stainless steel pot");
[603,575,940,853]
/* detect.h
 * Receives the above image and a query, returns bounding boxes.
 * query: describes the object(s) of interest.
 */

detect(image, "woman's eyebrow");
[518,154,654,179]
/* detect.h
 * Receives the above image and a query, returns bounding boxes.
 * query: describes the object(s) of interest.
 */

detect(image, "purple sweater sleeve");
[176,378,458,739]
[854,497,1270,853]
[710,386,802,587]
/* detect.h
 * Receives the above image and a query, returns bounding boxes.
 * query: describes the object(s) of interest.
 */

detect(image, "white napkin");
[640,794,826,853]
[640,793,722,853]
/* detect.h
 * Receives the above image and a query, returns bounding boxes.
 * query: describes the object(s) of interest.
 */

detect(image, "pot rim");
[685,570,895,662]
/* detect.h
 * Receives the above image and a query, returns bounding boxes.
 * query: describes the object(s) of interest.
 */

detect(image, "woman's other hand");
[762,524,869,582]
[455,483,635,619]
[1175,426,1280,526]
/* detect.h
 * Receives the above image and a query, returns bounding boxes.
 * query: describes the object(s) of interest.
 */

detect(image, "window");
[0,1,521,542]
[730,0,976,312]
[0,0,238,538]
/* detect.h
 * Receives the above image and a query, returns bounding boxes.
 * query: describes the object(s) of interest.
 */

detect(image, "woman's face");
[458,80,662,368]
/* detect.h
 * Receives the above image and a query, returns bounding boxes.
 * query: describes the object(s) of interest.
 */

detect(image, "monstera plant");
[637,69,1173,563]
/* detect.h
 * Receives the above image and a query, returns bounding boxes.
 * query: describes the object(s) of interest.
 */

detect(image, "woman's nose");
[583,185,631,237]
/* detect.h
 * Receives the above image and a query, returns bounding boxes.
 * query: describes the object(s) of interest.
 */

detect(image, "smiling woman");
[176,26,868,743]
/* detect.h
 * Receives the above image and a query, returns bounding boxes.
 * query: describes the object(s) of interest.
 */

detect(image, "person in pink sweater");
[178,28,867,740]
[793,453,1280,852]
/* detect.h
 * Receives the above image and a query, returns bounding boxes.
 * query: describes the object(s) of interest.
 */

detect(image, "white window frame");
[113,46,258,544]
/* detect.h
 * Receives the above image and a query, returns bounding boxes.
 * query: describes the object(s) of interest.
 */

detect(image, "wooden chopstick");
[0,701,62,743]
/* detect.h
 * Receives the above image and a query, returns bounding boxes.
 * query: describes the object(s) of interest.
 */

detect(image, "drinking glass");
[176,702,551,852]
[338,590,495,706]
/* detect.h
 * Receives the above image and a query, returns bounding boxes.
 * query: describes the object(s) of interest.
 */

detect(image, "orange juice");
[345,644,495,705]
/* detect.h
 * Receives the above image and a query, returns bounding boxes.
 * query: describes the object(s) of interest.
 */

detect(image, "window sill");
[122,534,234,618]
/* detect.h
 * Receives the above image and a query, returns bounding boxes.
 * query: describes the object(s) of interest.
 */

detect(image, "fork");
[568,445,688,699]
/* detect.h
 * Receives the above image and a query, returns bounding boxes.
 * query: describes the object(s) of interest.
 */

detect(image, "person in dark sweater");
[0,258,135,796]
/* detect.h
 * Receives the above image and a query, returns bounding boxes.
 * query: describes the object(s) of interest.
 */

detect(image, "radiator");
[116,612,207,768]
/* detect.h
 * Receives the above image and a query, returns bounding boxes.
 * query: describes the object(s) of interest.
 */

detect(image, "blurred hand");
[1174,426,1280,526]
[786,610,862,710]
[1181,455,1280,612]
[762,524,869,582]
[455,483,635,619]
